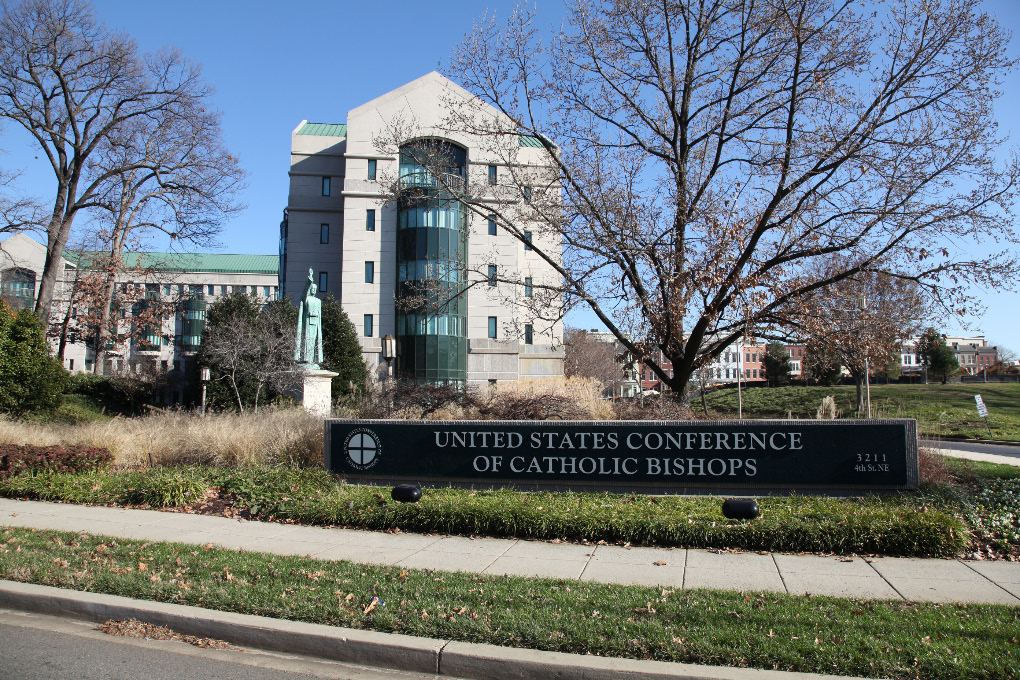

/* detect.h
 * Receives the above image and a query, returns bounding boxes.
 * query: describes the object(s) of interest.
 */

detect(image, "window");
[523,186,532,201]
[320,223,329,244]
[365,261,374,283]
[68,359,73,371]
[263,286,271,297]
[524,277,533,297]
[367,159,377,180]
[487,215,497,236]
[488,378,497,387]
[524,231,533,250]
[321,176,330,196]
[366,209,376,231]
[488,165,497,185]
[163,284,172,295]
[318,271,327,293]
[487,264,497,286]
[488,316,497,339]
[524,324,533,345]
[364,314,374,337]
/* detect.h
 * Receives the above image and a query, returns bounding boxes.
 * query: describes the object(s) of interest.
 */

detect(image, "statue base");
[298,369,339,418]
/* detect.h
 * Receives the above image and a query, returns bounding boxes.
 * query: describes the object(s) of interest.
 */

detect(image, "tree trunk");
[853,374,865,415]
[35,182,76,329]
[94,216,131,373]
[56,303,73,360]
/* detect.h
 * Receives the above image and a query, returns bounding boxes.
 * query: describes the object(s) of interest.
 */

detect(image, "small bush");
[65,373,154,415]
[121,467,209,508]
[0,302,67,416]
[0,443,112,478]
[615,397,696,421]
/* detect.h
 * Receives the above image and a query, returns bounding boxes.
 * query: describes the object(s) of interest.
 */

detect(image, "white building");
[0,233,278,397]
[899,334,999,377]
[282,72,563,387]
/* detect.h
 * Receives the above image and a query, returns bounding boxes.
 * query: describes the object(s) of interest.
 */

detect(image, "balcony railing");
[398,171,465,192]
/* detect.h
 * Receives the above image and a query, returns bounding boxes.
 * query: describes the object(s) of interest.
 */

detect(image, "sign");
[975,395,989,418]
[325,419,918,494]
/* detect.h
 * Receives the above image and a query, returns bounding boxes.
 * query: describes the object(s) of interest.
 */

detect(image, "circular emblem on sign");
[345,429,381,470]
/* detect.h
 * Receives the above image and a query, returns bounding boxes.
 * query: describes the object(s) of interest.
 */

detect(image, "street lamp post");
[199,367,210,416]
[737,346,743,420]
[860,295,871,418]
[381,334,396,387]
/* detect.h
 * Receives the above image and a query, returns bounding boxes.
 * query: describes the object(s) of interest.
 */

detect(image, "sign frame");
[325,419,919,496]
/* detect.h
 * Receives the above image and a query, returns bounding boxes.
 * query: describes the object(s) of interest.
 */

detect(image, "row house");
[900,335,1000,376]
[636,339,768,393]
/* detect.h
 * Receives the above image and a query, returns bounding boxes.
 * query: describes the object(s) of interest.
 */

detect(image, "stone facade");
[282,72,564,388]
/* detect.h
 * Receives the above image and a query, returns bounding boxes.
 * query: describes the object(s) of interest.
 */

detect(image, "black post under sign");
[325,419,919,494]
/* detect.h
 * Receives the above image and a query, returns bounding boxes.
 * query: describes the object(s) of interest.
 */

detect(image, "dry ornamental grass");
[0,407,322,468]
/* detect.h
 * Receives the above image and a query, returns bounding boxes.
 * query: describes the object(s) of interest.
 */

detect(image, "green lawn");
[1,526,1016,680]
[703,383,1020,441]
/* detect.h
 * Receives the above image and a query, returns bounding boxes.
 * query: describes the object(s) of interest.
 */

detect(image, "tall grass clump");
[484,377,614,420]
[0,408,323,469]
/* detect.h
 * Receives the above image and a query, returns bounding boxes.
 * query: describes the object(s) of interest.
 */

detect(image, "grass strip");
[0,466,967,556]
[0,527,1016,680]
[704,383,1020,441]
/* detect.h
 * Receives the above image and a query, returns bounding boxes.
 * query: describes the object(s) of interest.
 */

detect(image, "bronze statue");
[295,268,323,368]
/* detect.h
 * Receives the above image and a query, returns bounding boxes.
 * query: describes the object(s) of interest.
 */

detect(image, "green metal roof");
[66,251,278,275]
[296,122,348,137]
[295,122,548,149]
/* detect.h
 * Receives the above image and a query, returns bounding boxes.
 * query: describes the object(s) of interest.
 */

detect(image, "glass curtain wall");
[396,140,468,383]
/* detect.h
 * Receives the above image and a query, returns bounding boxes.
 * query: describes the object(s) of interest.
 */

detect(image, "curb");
[0,580,866,680]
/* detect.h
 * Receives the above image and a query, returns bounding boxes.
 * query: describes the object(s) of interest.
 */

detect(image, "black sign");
[325,419,918,493]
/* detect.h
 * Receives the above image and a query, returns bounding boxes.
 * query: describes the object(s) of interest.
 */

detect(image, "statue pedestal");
[299,369,339,418]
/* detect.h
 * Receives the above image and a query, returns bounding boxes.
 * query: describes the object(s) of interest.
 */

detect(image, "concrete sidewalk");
[938,445,1020,467]
[2,497,1018,605]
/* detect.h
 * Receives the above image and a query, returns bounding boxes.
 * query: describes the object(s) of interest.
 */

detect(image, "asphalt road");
[921,438,1020,459]
[0,609,444,680]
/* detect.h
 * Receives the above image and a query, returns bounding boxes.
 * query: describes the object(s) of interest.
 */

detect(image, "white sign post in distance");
[974,395,992,436]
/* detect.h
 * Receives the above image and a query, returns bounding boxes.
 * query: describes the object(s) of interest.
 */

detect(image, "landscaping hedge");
[0,444,112,478]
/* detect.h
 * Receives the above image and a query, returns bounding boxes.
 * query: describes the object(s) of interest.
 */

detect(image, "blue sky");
[3,0,1019,348]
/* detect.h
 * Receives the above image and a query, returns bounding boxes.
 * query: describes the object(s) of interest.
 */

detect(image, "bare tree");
[425,0,1019,405]
[200,301,299,413]
[85,104,245,370]
[563,327,624,393]
[0,0,218,328]
[0,162,40,236]
[782,268,928,412]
